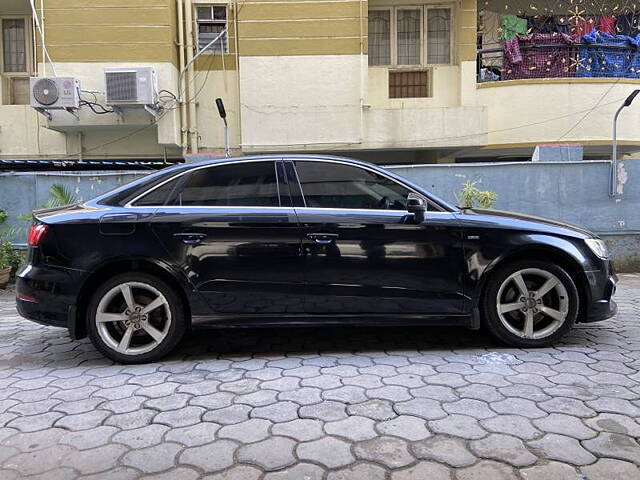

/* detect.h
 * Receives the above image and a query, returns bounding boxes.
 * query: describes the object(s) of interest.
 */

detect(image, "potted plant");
[0,241,23,289]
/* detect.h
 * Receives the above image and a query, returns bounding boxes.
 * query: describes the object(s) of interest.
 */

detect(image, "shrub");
[457,181,497,209]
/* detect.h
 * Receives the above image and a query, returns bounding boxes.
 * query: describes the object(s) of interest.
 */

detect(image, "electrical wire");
[29,0,57,77]
[556,77,624,141]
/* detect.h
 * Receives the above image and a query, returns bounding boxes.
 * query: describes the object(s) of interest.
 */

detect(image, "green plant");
[0,241,23,274]
[457,181,497,209]
[0,209,7,225]
[5,184,79,243]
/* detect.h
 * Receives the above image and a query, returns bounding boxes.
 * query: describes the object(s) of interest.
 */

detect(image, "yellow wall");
[35,0,178,65]
[236,0,366,56]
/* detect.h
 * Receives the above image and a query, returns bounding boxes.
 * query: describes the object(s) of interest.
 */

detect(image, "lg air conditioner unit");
[30,77,80,110]
[104,67,157,106]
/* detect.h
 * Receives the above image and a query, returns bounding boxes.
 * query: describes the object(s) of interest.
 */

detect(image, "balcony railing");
[477,36,640,83]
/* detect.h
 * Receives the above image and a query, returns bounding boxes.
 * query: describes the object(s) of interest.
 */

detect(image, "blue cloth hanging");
[577,30,640,78]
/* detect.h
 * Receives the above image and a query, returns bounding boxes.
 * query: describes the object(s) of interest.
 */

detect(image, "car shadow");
[173,324,504,358]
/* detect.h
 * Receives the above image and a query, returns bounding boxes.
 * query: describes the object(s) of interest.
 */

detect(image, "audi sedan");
[16,155,617,363]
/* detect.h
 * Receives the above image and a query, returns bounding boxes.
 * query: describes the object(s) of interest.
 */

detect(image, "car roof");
[183,154,376,169]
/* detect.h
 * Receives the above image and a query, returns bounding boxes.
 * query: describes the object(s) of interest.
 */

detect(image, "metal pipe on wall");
[176,0,188,155]
[184,0,198,154]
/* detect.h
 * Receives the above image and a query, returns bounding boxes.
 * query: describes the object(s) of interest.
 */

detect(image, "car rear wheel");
[87,273,185,363]
[483,260,579,347]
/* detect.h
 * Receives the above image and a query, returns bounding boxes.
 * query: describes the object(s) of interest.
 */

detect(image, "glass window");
[170,161,280,207]
[368,10,391,66]
[3,19,26,73]
[134,177,182,206]
[295,162,411,210]
[427,8,451,64]
[196,5,228,54]
[397,9,421,65]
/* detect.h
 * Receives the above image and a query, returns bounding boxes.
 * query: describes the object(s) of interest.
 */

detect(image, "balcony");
[478,36,640,83]
[477,2,640,83]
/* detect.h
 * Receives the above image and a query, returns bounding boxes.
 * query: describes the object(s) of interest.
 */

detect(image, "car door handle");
[173,232,207,245]
[307,233,339,244]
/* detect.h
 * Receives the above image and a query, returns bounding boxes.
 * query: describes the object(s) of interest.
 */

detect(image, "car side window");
[295,161,411,210]
[169,161,280,207]
[133,177,182,206]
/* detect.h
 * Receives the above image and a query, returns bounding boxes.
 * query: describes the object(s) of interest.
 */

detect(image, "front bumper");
[582,266,618,323]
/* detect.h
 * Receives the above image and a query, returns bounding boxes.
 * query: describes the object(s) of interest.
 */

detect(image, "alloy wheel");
[496,268,569,340]
[95,282,172,355]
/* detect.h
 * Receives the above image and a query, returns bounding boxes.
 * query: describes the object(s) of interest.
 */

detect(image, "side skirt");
[191,313,472,329]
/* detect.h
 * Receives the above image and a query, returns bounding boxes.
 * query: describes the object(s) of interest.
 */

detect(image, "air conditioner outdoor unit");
[30,77,80,109]
[104,67,157,106]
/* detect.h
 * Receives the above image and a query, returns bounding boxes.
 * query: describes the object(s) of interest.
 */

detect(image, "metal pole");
[610,104,624,197]
[223,121,229,157]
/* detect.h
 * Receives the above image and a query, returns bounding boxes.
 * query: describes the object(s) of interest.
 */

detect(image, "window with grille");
[368,10,391,66]
[427,8,451,64]
[389,70,431,98]
[3,19,26,73]
[368,6,452,67]
[196,5,228,54]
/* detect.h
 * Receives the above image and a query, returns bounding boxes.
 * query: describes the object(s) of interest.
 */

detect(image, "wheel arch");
[72,257,193,340]
[476,243,591,323]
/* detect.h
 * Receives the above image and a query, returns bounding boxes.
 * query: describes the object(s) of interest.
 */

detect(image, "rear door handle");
[307,233,339,244]
[173,232,207,245]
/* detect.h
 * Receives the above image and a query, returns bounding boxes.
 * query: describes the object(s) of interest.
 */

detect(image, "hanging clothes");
[599,17,617,35]
[577,30,640,78]
[501,14,528,41]
[503,33,576,80]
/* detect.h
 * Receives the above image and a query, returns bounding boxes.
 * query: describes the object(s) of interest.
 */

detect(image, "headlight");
[585,238,608,259]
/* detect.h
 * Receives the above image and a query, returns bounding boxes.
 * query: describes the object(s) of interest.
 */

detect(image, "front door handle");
[173,232,207,245]
[307,233,339,244]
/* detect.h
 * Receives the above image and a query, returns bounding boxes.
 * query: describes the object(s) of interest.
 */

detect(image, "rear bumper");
[15,263,82,330]
[582,266,618,323]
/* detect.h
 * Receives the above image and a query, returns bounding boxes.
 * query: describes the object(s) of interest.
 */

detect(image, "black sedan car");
[16,155,617,363]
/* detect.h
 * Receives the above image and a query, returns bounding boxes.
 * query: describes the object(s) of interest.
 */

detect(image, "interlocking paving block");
[582,432,640,464]
[326,463,387,480]
[325,416,377,441]
[519,461,580,480]
[263,463,325,480]
[218,418,272,443]
[579,458,640,480]
[390,461,451,480]
[470,433,537,467]
[237,436,297,471]
[353,436,414,469]
[528,433,597,465]
[121,442,182,473]
[272,418,324,441]
[179,440,238,472]
[411,435,477,467]
[297,437,355,469]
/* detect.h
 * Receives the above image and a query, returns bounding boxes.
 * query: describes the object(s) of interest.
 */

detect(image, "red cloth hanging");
[599,16,616,35]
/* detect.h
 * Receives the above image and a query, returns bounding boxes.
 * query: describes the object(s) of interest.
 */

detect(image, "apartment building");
[0,0,639,164]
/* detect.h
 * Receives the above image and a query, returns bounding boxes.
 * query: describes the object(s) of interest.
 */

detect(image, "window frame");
[0,15,33,105]
[129,159,287,208]
[290,159,445,212]
[194,4,229,55]
[368,5,454,68]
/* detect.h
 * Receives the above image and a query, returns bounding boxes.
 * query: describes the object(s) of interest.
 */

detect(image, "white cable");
[177,28,227,102]
[29,0,57,77]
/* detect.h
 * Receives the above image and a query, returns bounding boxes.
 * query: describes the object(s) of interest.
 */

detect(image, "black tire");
[87,272,186,364]
[482,260,579,348]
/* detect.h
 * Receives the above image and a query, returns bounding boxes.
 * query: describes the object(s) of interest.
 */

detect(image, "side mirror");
[407,195,427,223]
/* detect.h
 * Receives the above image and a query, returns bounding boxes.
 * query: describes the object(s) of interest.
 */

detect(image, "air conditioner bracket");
[34,107,52,121]
[144,104,159,120]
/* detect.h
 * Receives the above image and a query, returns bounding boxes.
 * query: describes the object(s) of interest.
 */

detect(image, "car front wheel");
[87,273,185,363]
[483,260,579,347]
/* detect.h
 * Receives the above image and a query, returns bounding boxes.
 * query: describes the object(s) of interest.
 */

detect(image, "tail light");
[28,224,48,246]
